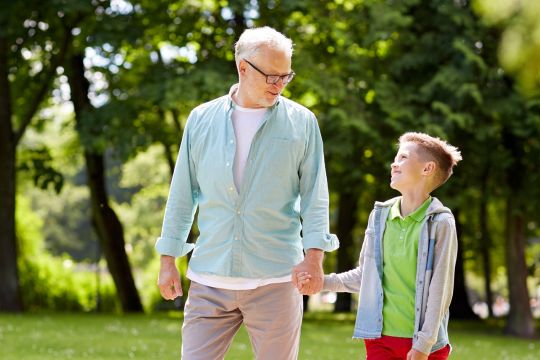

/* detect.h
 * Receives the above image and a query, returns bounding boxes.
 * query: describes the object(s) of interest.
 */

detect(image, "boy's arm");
[413,215,458,354]
[323,265,363,293]
[322,210,376,293]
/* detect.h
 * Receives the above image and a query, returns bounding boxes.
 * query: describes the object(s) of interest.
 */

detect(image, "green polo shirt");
[382,196,432,337]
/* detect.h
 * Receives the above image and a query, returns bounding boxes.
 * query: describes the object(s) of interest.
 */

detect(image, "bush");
[16,193,118,312]
[18,256,118,312]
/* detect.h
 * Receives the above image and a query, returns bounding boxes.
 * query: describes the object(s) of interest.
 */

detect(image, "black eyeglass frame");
[243,59,295,85]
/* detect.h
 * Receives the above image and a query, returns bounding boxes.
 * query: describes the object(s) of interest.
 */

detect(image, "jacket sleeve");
[322,209,376,293]
[413,215,458,354]
[155,111,200,257]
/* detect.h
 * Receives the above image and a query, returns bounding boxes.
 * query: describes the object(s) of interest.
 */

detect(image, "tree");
[363,0,539,333]
[474,0,540,94]
[0,1,72,311]
[67,51,143,312]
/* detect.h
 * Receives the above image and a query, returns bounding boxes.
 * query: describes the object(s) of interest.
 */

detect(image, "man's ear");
[238,60,247,76]
[423,161,436,176]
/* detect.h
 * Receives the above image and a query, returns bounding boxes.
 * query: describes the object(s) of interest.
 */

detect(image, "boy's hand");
[295,272,312,293]
[406,349,428,360]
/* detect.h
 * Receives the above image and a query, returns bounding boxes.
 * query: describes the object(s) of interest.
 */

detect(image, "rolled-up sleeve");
[155,112,199,257]
[299,114,339,252]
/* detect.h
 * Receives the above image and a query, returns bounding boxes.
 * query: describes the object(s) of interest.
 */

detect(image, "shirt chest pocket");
[262,138,304,178]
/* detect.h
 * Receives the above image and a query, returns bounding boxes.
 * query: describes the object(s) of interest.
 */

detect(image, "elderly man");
[156,26,339,360]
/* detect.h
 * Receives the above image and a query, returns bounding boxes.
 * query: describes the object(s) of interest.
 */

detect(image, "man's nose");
[274,77,288,87]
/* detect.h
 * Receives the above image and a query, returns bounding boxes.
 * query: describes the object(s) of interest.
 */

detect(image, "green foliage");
[474,0,540,95]
[29,185,99,262]
[114,145,170,268]
[17,146,64,193]
[18,256,118,312]
[16,194,118,312]
[6,0,540,320]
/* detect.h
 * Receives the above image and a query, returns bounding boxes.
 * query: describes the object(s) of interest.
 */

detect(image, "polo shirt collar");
[389,196,432,222]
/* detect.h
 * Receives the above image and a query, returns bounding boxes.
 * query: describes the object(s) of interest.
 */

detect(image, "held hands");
[295,272,312,294]
[157,255,183,300]
[291,249,324,295]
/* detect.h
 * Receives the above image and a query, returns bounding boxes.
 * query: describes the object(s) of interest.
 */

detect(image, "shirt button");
[234,236,239,240]
[226,162,230,166]
[230,139,234,144]
[229,187,234,191]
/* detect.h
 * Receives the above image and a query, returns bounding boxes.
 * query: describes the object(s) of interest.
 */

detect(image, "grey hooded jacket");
[323,197,458,354]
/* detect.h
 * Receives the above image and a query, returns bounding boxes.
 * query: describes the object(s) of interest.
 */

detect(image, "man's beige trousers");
[181,281,303,359]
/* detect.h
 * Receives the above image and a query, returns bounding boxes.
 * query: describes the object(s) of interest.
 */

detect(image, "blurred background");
[1,0,539,358]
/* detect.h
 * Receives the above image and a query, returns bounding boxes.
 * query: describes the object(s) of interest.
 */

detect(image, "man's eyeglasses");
[243,59,295,85]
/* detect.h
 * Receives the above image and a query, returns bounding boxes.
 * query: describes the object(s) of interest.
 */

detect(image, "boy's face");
[390,142,428,192]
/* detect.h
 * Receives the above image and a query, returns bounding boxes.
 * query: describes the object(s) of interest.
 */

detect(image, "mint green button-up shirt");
[156,89,339,279]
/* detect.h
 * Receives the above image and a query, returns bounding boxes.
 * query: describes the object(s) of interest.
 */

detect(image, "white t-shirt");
[231,104,266,191]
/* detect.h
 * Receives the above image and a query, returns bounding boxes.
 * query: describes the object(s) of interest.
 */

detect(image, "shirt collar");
[389,196,432,223]
[227,83,281,111]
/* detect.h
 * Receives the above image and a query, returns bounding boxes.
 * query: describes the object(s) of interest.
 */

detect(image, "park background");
[1,0,540,359]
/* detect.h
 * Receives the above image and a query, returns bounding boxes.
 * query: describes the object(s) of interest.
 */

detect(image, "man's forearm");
[304,248,324,263]
[160,254,176,266]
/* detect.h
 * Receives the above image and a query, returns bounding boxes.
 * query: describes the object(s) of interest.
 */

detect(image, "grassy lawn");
[0,312,538,359]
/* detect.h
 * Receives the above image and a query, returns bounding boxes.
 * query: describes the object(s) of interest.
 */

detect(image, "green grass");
[0,312,538,359]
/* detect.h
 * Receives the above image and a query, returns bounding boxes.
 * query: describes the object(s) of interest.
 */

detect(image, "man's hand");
[157,255,183,300]
[406,348,428,360]
[292,249,324,295]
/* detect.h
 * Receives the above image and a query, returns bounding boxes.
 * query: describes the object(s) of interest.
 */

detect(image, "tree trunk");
[502,129,535,337]
[0,143,20,312]
[333,191,358,312]
[479,167,494,317]
[157,109,175,176]
[84,152,143,312]
[504,198,535,337]
[0,36,22,311]
[303,295,309,312]
[67,53,143,312]
[449,209,477,319]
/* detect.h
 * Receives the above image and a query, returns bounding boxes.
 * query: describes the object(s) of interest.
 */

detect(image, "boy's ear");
[423,161,436,176]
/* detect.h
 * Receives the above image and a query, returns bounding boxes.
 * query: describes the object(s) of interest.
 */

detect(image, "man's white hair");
[234,26,294,64]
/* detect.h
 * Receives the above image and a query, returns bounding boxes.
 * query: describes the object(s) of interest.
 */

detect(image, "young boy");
[297,132,462,360]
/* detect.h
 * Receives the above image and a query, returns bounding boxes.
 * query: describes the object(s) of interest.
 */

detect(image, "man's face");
[238,46,292,108]
[390,142,427,192]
